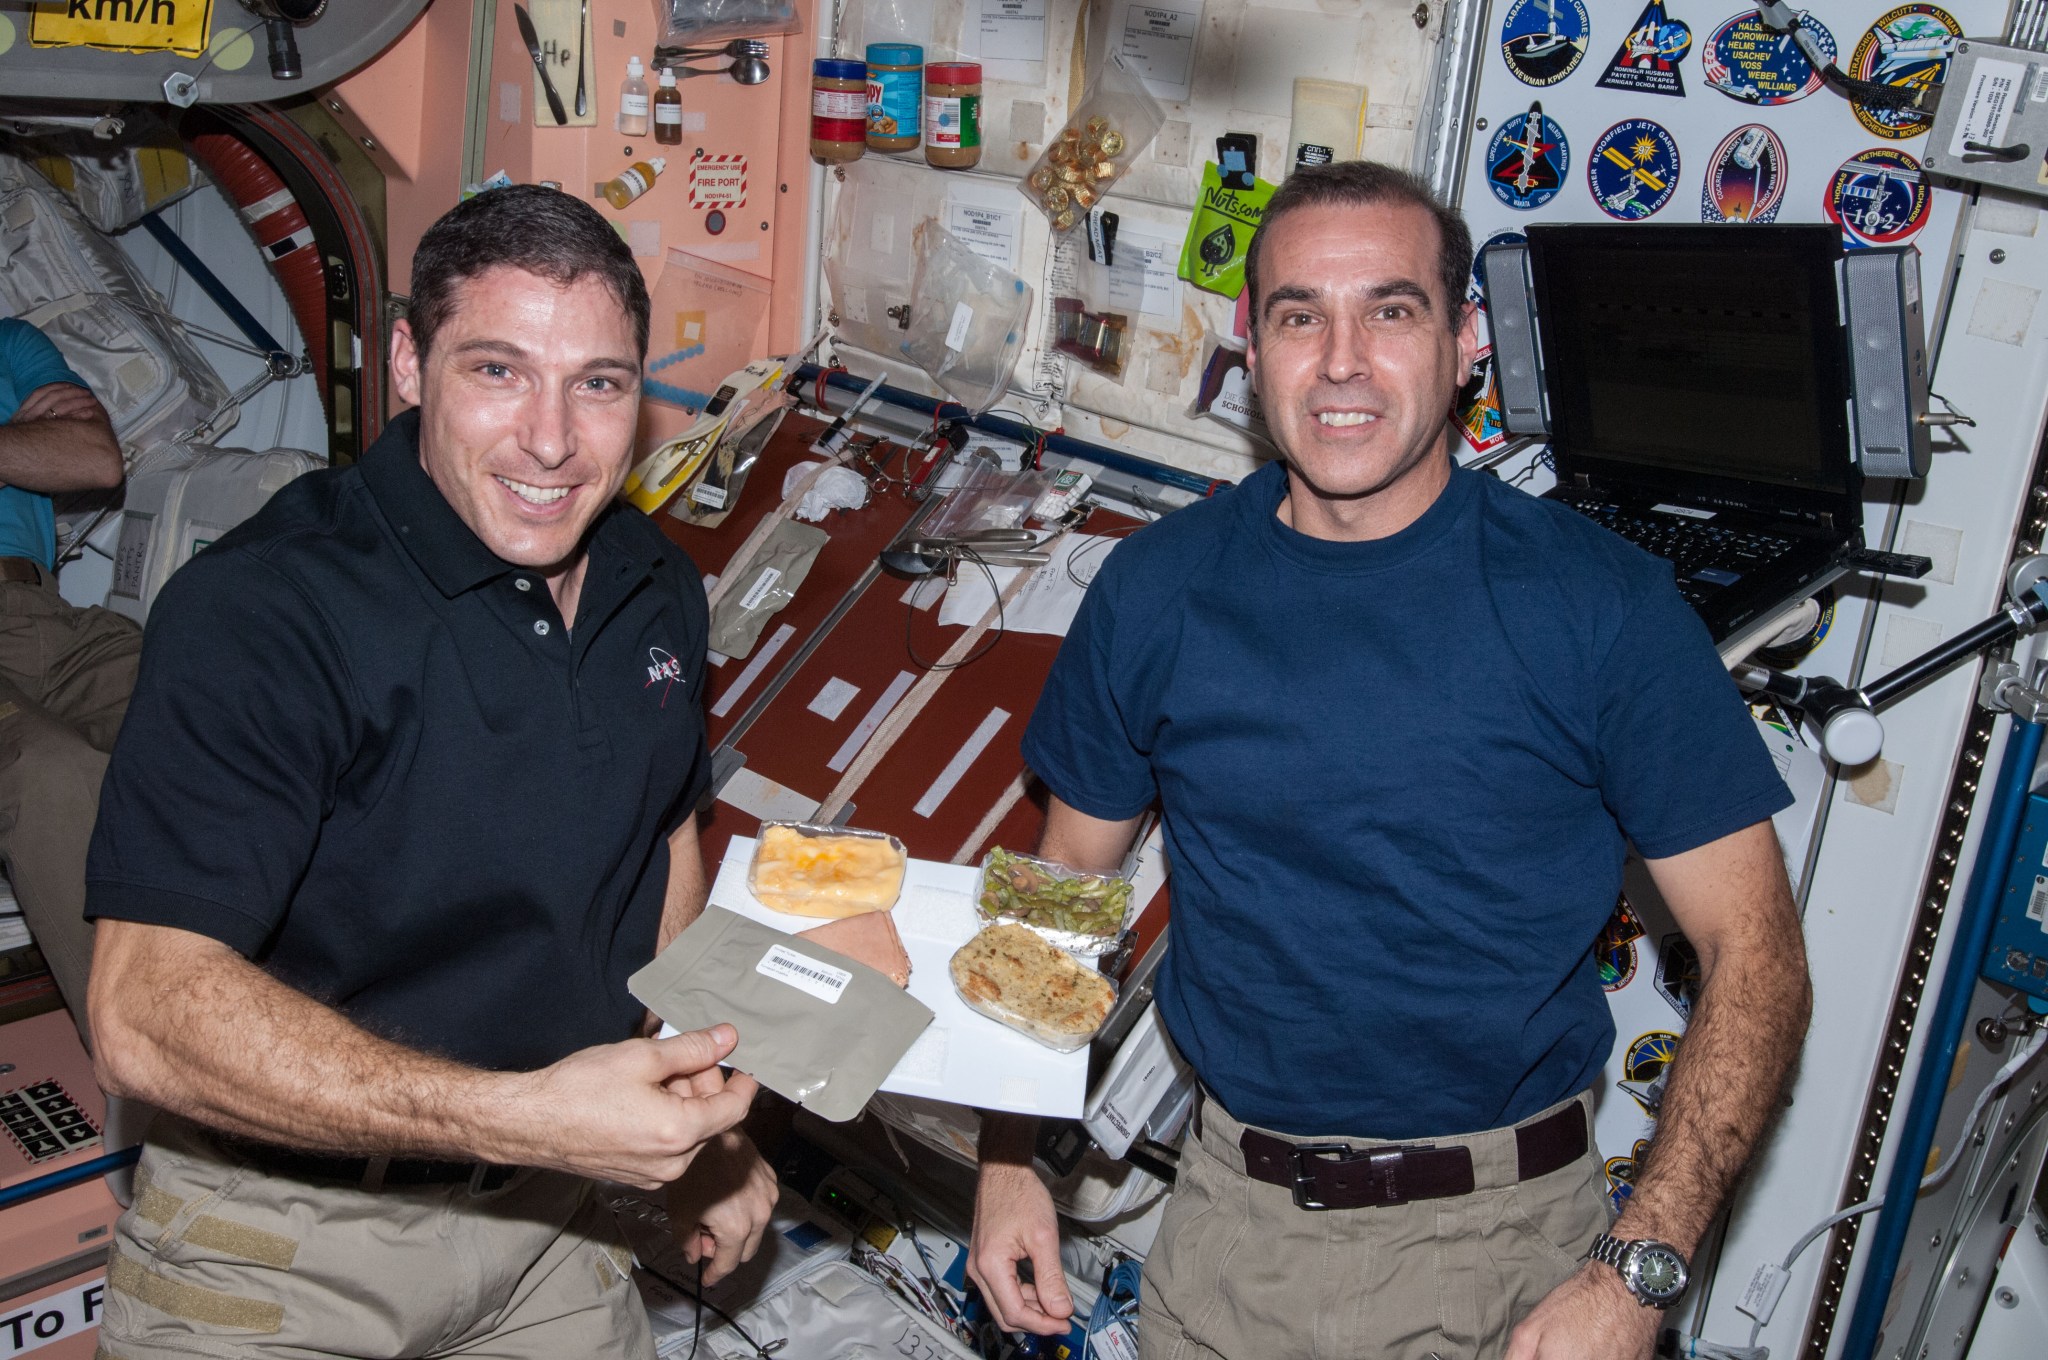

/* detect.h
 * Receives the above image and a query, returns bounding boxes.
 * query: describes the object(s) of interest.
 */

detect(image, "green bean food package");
[1177,163,1277,300]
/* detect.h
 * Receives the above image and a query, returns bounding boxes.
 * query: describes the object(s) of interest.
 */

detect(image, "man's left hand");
[11,383,100,424]
[664,1130,777,1286]
[1505,1261,1661,1360]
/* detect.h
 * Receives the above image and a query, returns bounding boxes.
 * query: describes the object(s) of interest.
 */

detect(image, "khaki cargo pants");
[96,1118,654,1359]
[0,567,141,1049]
[1143,1091,1614,1360]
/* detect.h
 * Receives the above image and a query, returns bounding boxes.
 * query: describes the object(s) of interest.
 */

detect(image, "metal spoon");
[655,38,768,64]
[669,55,771,84]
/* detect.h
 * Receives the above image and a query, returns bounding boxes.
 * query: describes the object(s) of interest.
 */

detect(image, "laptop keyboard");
[1556,497,1797,606]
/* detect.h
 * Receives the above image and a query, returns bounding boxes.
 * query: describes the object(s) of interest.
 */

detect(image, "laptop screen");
[1526,225,1853,498]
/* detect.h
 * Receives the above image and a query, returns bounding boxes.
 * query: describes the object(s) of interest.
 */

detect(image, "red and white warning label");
[688,155,748,210]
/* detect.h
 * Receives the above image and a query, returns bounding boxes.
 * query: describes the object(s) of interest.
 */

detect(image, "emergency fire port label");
[688,155,748,211]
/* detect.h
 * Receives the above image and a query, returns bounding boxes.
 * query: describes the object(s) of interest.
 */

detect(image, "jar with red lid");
[924,62,981,169]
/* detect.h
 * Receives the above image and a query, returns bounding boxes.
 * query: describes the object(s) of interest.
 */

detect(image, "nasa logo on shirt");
[1702,7,1835,105]
[1826,147,1932,249]
[1701,123,1788,222]
[1596,0,1693,97]
[1486,102,1570,211]
[1499,0,1592,88]
[1588,119,1681,221]
[1848,4,1960,139]
[644,646,686,707]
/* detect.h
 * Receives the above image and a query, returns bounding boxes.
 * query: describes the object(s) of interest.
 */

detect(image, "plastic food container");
[748,822,908,918]
[923,62,982,169]
[949,923,1118,1053]
[974,847,1136,958]
[865,43,923,153]
[811,59,869,165]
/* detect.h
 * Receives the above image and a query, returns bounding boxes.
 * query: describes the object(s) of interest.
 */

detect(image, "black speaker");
[1840,247,1931,480]
[1480,242,1550,436]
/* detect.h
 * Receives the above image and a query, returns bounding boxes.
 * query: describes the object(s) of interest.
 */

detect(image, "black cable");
[904,549,1007,671]
[640,1258,781,1359]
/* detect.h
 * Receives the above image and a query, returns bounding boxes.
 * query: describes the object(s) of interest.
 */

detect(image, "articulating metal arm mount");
[1735,557,2048,764]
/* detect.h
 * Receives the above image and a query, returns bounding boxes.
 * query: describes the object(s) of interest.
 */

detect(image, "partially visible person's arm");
[658,815,709,954]
[89,918,756,1191]
[968,796,1146,1335]
[0,382,122,493]
[1505,819,1812,1360]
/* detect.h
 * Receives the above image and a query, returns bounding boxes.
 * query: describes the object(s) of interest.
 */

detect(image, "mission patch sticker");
[1655,933,1703,1021]
[1589,119,1681,220]
[1500,0,1592,87]
[1604,1136,1651,1213]
[1597,0,1692,97]
[1701,8,1835,104]
[1701,124,1787,222]
[1487,103,1569,211]
[1848,5,1959,139]
[1596,895,1646,992]
[1457,348,1507,457]
[1619,1030,1681,1115]
[1826,147,1932,248]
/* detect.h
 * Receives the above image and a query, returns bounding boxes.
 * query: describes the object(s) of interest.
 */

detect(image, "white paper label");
[756,944,852,1004]
[689,481,728,509]
[979,0,1048,63]
[110,510,154,600]
[1094,1319,1140,1360]
[946,301,976,351]
[620,93,650,116]
[946,202,1022,272]
[926,95,965,148]
[808,676,860,720]
[738,566,783,610]
[1652,503,1716,520]
[1105,232,1178,318]
[0,1276,106,1354]
[813,87,866,119]
[656,101,683,125]
[1118,1,1203,103]
[1949,58,2026,159]
[2028,875,2048,925]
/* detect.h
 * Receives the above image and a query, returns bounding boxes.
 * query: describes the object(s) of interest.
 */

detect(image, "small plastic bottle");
[653,67,683,145]
[601,156,664,209]
[616,56,650,137]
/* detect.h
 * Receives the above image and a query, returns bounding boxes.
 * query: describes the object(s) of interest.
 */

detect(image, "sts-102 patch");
[1589,119,1681,220]
[1826,147,1932,248]
[1487,103,1570,211]
[1848,4,1959,139]
[1701,8,1835,104]
[1500,0,1592,87]
[1701,124,1787,222]
[1597,0,1693,97]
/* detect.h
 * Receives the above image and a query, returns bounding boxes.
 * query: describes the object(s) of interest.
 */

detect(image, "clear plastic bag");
[651,0,801,46]
[974,847,1137,958]
[1020,52,1165,235]
[949,923,1118,1053]
[900,223,1034,415]
[822,156,941,359]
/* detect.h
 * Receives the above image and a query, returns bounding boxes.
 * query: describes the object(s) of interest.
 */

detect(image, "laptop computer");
[1521,223,1863,642]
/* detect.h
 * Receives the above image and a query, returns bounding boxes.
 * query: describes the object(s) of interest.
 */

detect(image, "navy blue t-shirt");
[1023,460,1792,1138]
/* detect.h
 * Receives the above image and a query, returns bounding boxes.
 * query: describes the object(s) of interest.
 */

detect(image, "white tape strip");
[913,707,1010,818]
[827,671,917,773]
[710,623,796,718]
[237,187,297,223]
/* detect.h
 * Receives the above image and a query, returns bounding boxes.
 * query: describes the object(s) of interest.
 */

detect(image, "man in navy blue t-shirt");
[968,164,1812,1360]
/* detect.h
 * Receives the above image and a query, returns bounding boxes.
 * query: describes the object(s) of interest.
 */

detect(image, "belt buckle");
[1288,1141,1366,1211]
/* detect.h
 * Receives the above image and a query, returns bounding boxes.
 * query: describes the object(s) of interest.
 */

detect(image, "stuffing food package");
[1019,51,1165,235]
[748,822,908,918]
[974,847,1136,958]
[628,906,931,1122]
[949,923,1117,1053]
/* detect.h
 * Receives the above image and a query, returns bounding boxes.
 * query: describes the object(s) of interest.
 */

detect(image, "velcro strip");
[183,1215,300,1270]
[108,1252,285,1333]
[133,1182,184,1228]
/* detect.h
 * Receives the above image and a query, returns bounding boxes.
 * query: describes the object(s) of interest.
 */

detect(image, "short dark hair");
[1244,161,1473,334]
[407,185,651,359]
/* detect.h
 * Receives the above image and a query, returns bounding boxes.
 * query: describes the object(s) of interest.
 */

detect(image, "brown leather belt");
[1238,1101,1588,1211]
[0,557,42,585]
[220,1134,519,1193]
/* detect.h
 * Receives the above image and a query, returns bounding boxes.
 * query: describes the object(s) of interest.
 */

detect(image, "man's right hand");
[495,1025,759,1190]
[968,1159,1075,1336]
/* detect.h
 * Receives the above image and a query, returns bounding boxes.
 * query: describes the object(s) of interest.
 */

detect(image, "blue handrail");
[0,1145,142,1211]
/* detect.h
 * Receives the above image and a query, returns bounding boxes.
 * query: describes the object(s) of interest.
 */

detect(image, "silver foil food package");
[629,906,933,1122]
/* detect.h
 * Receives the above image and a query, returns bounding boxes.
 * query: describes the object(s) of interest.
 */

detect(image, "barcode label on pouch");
[756,945,851,1004]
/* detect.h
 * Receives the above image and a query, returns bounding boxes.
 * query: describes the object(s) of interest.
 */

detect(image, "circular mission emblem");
[1701,124,1787,223]
[1486,104,1570,211]
[1701,8,1836,105]
[1848,4,1960,139]
[1500,0,1592,87]
[1826,147,1932,248]
[1588,119,1680,221]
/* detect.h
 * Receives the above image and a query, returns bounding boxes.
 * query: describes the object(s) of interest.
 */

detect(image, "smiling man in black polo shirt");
[81,186,771,1358]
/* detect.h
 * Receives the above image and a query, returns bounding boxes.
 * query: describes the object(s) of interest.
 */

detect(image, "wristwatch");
[1586,1233,1690,1308]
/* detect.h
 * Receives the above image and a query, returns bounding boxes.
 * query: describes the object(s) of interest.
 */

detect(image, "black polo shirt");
[87,409,711,1071]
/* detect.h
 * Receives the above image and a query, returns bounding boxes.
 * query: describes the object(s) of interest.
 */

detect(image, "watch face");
[1631,1245,1688,1302]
